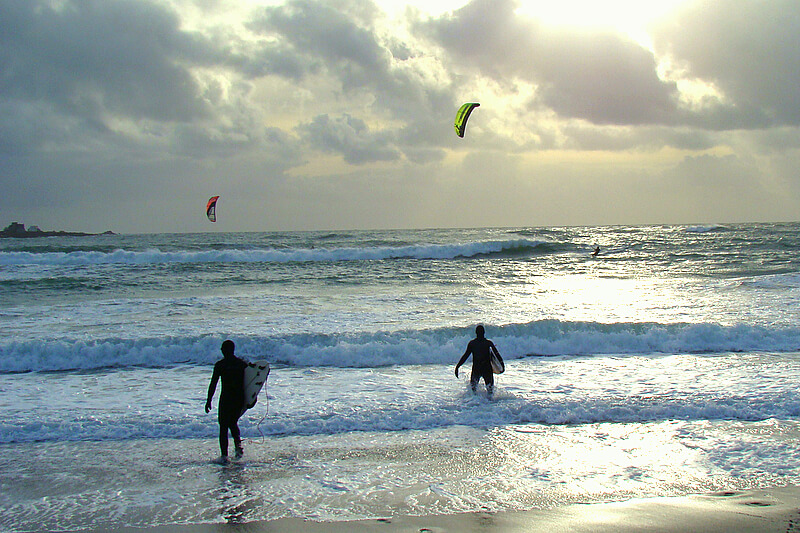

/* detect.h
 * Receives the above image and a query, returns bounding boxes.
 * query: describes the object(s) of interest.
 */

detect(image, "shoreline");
[5,421,800,531]
[106,486,800,532]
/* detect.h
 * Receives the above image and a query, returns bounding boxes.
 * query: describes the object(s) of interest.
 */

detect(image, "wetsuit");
[456,336,500,396]
[207,355,247,457]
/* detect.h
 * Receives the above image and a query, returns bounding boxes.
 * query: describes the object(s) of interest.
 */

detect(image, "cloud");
[256,0,390,84]
[413,0,680,126]
[230,42,320,81]
[298,113,401,164]
[0,0,298,161]
[560,123,717,152]
[250,0,460,152]
[651,0,800,129]
[654,153,775,220]
[0,0,212,125]
[2,0,799,232]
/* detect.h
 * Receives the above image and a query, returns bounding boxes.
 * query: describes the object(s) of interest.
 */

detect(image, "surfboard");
[490,351,505,374]
[241,360,270,415]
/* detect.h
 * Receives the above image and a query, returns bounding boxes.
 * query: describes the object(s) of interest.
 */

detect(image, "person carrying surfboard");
[205,340,247,461]
[455,325,504,398]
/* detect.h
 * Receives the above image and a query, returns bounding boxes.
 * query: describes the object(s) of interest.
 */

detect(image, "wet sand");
[108,486,800,533]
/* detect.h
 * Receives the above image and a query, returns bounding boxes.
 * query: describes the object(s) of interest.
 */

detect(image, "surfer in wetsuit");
[205,340,247,460]
[455,325,503,398]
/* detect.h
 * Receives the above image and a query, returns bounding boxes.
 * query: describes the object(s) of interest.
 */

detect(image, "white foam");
[3,352,800,444]
[684,224,728,233]
[3,320,800,373]
[0,239,545,266]
[6,420,799,530]
[737,272,800,289]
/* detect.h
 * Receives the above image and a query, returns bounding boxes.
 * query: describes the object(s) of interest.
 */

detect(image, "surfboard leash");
[254,380,269,443]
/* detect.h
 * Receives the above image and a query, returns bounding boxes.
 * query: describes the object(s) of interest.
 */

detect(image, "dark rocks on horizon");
[1,222,116,238]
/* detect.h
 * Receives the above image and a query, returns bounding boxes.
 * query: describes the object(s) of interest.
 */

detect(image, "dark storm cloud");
[0,0,315,163]
[413,0,680,126]
[0,0,212,125]
[298,114,401,164]
[257,0,389,79]
[652,0,800,128]
[230,42,320,81]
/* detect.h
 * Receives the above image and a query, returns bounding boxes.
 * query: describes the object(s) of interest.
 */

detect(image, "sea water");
[2,224,800,529]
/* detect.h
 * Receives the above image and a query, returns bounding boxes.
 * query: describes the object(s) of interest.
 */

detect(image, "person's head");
[221,339,235,358]
[475,324,485,338]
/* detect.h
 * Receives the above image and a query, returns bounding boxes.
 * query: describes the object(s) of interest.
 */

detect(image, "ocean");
[2,223,800,530]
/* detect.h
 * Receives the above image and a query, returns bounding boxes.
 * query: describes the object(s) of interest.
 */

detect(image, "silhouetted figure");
[455,325,503,398]
[592,246,600,256]
[206,340,247,461]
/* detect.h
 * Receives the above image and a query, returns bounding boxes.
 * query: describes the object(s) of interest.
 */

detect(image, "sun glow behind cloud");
[375,0,695,45]
[514,0,693,48]
[511,0,723,126]
[223,0,693,51]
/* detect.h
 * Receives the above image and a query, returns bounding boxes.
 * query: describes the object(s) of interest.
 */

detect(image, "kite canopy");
[206,196,219,222]
[455,102,480,138]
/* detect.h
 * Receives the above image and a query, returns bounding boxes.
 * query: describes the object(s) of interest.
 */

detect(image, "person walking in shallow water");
[206,340,247,461]
[455,325,503,398]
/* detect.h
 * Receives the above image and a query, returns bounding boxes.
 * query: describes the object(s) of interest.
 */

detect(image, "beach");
[5,413,800,531]
[119,487,800,533]
[6,433,800,532]
[5,0,800,527]
[3,225,800,531]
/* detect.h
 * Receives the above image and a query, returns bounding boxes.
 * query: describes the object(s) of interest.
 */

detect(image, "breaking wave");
[0,239,555,266]
[3,319,800,373]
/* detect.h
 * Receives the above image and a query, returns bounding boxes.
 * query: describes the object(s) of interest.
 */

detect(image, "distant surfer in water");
[592,246,600,256]
[206,340,247,461]
[455,325,503,398]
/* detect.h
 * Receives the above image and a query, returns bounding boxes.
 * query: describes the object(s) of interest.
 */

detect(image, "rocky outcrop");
[1,222,116,238]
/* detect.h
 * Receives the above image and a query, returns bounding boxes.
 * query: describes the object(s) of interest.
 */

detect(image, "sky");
[2,0,800,233]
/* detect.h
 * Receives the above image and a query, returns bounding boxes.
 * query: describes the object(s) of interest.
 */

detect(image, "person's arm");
[205,365,220,413]
[455,343,472,378]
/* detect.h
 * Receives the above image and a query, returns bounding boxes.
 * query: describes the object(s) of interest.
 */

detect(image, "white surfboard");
[490,351,505,374]
[241,360,270,415]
